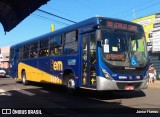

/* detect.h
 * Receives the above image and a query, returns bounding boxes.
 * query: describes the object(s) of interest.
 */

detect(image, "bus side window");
[19,46,24,60]
[30,42,38,58]
[23,44,30,59]
[64,31,78,55]
[30,51,38,58]
[50,35,62,56]
[39,38,49,57]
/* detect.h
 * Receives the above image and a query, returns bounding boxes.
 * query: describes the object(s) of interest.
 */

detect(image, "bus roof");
[11,17,142,47]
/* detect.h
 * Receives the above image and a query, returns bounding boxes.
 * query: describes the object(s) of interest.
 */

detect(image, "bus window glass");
[23,44,30,59]
[64,31,78,55]
[90,34,96,64]
[82,36,88,61]
[50,35,62,56]
[19,46,24,60]
[30,42,38,58]
[39,39,49,57]
[9,47,14,62]
[101,30,147,67]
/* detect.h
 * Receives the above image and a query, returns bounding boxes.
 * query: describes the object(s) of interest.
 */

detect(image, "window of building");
[64,31,78,55]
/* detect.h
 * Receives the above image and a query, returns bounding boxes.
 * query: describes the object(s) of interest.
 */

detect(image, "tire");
[22,71,28,85]
[64,73,76,93]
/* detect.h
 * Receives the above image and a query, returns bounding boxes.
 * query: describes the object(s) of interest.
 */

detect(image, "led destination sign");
[100,20,138,31]
[106,54,125,61]
[106,21,137,31]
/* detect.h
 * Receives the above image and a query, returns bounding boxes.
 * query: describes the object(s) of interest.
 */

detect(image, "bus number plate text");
[125,86,134,90]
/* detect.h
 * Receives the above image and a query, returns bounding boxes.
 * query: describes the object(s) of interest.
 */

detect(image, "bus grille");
[111,69,144,74]
[116,82,142,89]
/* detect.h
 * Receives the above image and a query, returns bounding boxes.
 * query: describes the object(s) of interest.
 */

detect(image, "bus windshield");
[101,30,147,67]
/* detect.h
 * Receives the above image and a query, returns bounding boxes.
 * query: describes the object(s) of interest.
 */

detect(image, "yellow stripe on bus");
[18,62,62,84]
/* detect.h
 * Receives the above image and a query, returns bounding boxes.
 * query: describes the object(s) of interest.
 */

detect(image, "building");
[0,46,10,73]
[133,13,160,79]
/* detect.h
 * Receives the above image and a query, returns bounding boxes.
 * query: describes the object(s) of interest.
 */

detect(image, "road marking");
[0,89,11,96]
[40,90,49,93]
[14,88,36,96]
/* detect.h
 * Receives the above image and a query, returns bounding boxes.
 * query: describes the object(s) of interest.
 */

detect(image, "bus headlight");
[101,68,113,79]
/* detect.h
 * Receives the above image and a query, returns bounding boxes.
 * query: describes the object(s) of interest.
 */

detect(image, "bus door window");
[89,34,96,86]
[82,35,88,85]
[90,66,96,85]
[82,33,96,86]
[82,36,88,61]
[50,35,62,56]
[90,34,96,64]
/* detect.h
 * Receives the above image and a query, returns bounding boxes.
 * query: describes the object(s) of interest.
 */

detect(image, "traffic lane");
[0,77,159,115]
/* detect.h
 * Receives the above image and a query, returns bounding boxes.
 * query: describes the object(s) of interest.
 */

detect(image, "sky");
[0,0,160,47]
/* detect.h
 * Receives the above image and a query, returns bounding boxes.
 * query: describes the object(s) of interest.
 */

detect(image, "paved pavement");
[148,80,160,90]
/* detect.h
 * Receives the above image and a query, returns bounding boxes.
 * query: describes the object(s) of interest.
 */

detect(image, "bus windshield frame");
[100,29,148,68]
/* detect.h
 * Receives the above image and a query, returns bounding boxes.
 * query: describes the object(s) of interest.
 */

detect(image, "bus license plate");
[125,86,134,90]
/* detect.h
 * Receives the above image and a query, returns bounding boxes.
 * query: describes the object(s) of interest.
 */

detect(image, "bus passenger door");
[82,33,96,88]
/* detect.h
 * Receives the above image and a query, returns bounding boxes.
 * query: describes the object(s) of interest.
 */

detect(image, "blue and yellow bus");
[9,17,149,91]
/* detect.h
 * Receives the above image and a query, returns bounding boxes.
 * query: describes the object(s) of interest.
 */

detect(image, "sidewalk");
[148,80,160,90]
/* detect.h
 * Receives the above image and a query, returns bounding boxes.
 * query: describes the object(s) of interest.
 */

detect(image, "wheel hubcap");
[68,79,75,89]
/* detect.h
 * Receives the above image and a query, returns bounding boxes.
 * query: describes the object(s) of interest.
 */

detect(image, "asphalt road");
[0,77,160,117]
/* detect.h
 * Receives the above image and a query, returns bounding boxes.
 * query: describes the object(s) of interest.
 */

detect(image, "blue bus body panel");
[9,17,148,90]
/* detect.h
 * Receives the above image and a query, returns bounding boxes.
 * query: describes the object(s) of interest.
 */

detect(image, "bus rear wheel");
[22,71,28,85]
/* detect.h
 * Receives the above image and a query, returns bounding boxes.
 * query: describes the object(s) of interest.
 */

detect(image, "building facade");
[133,13,160,80]
[0,46,10,73]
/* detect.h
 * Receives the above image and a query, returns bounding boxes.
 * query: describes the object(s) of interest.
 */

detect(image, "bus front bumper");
[96,76,148,91]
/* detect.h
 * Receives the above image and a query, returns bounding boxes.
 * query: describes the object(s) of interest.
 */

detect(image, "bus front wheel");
[22,71,28,85]
[65,73,76,93]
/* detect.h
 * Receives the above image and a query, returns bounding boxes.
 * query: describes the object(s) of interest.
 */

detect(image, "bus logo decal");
[68,59,76,65]
[51,60,63,71]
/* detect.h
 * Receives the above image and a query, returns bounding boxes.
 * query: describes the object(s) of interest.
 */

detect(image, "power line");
[37,9,77,23]
[113,0,151,18]
[32,14,70,26]
[122,1,160,19]
[113,1,160,20]
[46,5,79,20]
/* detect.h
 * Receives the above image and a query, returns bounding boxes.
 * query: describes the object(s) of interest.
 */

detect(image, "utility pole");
[132,9,136,20]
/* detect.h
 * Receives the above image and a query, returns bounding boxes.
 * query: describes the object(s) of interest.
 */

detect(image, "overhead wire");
[44,5,79,20]
[32,14,70,26]
[113,0,152,18]
[37,9,77,23]
[122,1,160,19]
